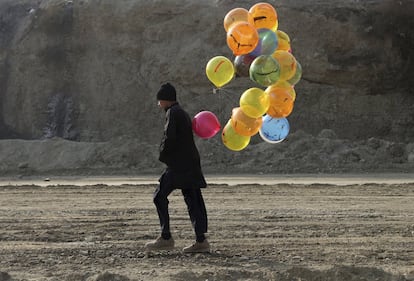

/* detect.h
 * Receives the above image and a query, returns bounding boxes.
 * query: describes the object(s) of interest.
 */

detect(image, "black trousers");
[153,171,208,238]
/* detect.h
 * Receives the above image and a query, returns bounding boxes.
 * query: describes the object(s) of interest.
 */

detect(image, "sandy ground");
[0,177,413,281]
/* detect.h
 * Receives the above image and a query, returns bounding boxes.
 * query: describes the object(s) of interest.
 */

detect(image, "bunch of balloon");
[205,2,302,151]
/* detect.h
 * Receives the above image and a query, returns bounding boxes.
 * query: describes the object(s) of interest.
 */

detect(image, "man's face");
[158,100,171,110]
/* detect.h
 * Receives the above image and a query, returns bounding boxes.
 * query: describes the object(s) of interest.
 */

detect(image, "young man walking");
[145,82,209,253]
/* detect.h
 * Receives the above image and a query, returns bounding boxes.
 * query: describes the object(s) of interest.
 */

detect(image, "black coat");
[159,103,207,189]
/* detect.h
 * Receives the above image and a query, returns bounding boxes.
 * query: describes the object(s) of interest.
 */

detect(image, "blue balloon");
[259,115,290,143]
[250,28,278,57]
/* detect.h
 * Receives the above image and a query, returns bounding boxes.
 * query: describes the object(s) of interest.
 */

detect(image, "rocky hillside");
[1,0,413,175]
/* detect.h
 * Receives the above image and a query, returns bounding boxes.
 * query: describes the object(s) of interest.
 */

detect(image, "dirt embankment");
[0,0,414,176]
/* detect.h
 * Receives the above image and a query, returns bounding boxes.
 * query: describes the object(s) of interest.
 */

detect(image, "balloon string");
[214,86,239,124]
[215,88,225,124]
[214,87,238,96]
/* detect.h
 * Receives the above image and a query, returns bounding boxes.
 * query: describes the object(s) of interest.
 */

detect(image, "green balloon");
[287,60,302,86]
[249,55,280,87]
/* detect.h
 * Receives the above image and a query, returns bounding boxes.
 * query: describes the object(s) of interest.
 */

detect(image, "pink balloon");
[192,111,221,139]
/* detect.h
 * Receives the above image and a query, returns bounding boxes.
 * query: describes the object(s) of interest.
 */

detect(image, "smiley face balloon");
[276,30,291,52]
[272,50,297,81]
[265,85,294,118]
[249,2,278,31]
[205,56,235,88]
[249,55,280,87]
[259,115,290,144]
[223,7,254,32]
[231,107,263,137]
[250,28,278,57]
[239,87,270,118]
[272,80,297,101]
[222,120,251,151]
[226,22,259,56]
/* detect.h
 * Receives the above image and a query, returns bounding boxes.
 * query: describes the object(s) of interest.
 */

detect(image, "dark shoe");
[144,236,174,251]
[183,240,210,253]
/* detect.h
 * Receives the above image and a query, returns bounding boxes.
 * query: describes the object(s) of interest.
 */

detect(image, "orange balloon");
[272,50,297,81]
[249,2,278,31]
[223,8,254,32]
[230,107,263,137]
[226,22,259,56]
[265,85,294,118]
[272,80,296,101]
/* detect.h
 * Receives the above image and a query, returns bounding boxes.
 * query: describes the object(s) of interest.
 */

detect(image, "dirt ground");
[0,180,413,281]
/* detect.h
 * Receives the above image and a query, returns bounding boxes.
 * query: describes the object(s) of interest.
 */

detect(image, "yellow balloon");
[249,2,278,31]
[222,120,250,151]
[231,107,263,137]
[223,8,254,32]
[205,56,235,88]
[272,50,297,81]
[276,30,291,52]
[239,87,270,118]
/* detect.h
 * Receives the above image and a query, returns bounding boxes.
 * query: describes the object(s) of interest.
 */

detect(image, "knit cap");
[156,82,176,101]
